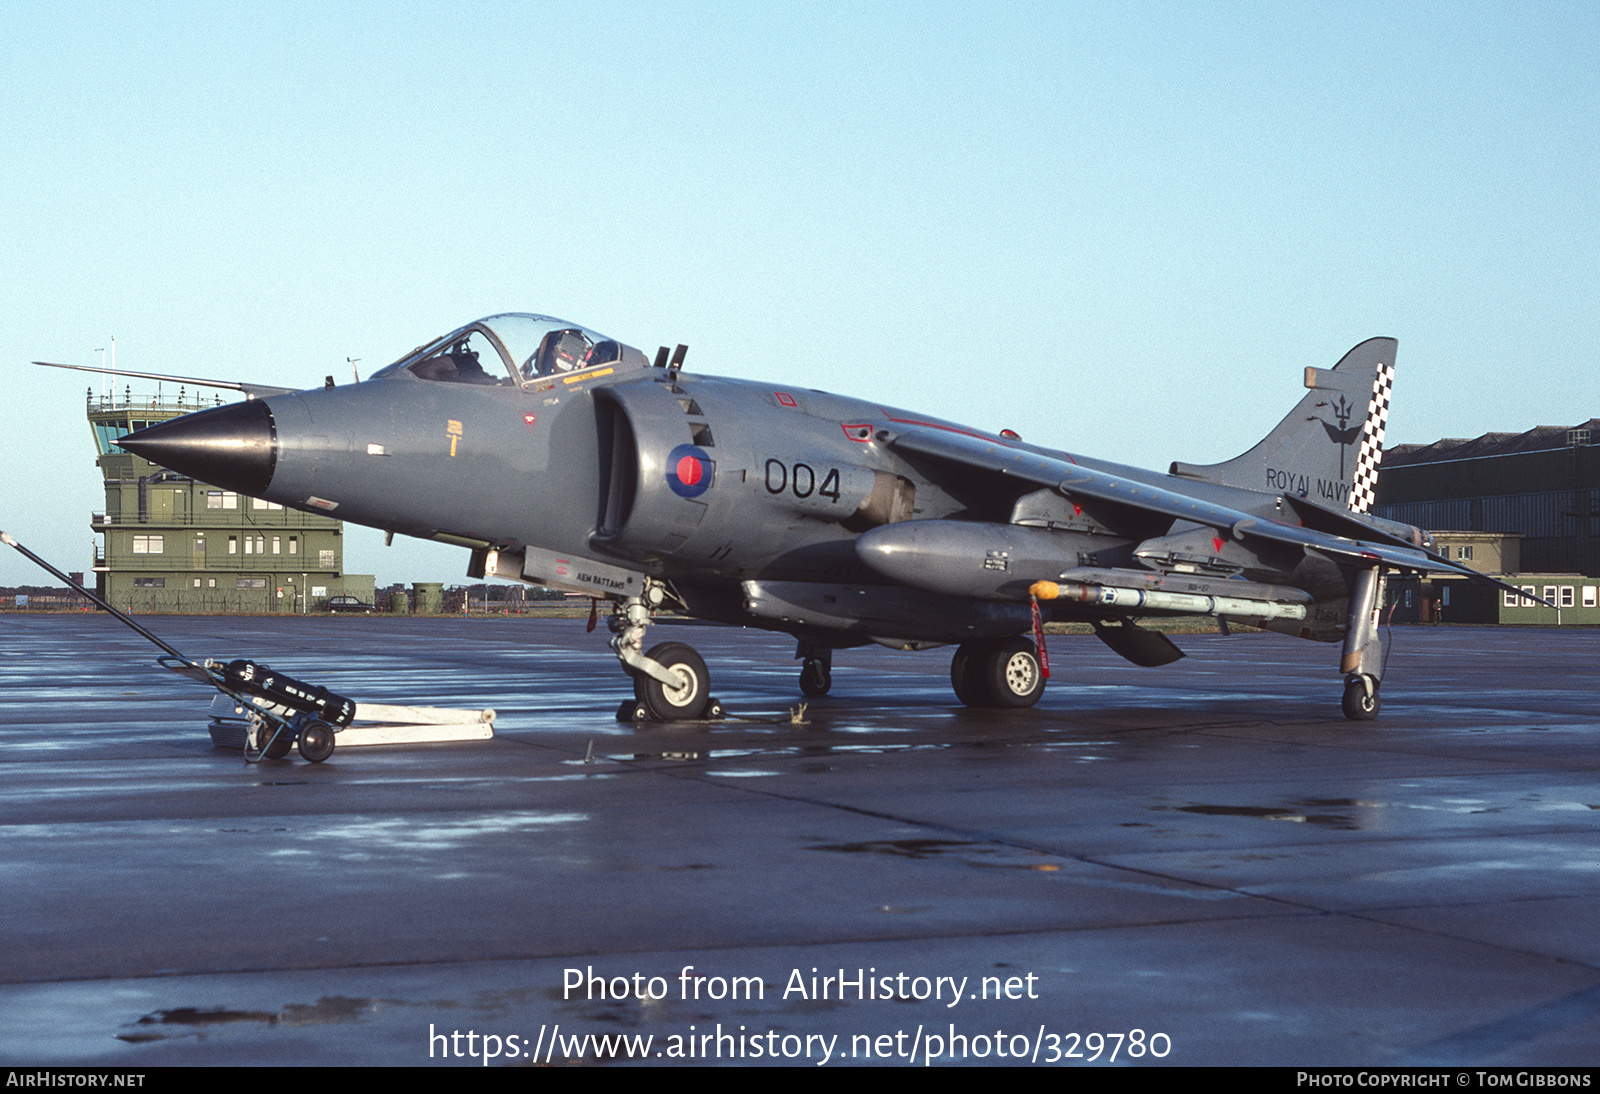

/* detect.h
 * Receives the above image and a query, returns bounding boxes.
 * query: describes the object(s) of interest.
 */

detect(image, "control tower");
[88,385,375,612]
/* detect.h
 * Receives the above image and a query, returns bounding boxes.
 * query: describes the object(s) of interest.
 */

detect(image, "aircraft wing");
[33,361,297,400]
[880,422,1543,600]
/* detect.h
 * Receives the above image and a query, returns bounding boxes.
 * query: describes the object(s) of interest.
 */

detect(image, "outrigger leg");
[1340,565,1384,720]
[608,579,720,722]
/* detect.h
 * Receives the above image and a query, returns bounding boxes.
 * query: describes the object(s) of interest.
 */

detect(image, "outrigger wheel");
[1341,674,1380,721]
[951,636,1046,708]
[297,719,337,763]
[633,642,712,721]
[799,657,832,697]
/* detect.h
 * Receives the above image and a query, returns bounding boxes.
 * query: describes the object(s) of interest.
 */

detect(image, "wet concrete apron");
[1,616,1596,1065]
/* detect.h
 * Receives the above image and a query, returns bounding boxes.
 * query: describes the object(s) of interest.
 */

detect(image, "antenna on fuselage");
[667,344,688,380]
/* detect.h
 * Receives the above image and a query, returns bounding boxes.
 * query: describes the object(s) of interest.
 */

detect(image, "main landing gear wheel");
[950,643,982,706]
[799,658,832,697]
[297,719,336,763]
[634,642,712,721]
[1342,675,1380,721]
[951,637,1046,708]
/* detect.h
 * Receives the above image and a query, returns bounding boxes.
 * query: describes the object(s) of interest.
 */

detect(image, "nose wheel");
[634,642,713,721]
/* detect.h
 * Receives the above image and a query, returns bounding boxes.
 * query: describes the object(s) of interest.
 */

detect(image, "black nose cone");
[117,399,278,496]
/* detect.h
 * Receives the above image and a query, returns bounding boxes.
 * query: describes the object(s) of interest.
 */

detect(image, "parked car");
[323,595,374,614]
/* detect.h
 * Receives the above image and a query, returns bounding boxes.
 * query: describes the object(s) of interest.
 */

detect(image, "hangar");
[1374,420,1599,624]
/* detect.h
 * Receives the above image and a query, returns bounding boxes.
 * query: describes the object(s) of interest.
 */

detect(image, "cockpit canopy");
[371,314,650,388]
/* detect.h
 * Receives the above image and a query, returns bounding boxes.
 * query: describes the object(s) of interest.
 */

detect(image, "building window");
[1519,586,1536,607]
[312,586,327,597]
[1457,546,1473,560]
[1441,587,1450,606]
[289,536,298,555]
[319,549,335,568]
[1584,587,1597,608]
[1542,586,1558,605]
[206,491,239,510]
[208,578,216,588]
[133,577,165,587]
[131,534,164,554]
[1560,587,1575,608]
[1505,589,1519,608]
[272,536,281,555]
[228,536,237,555]
[192,578,201,587]
[251,497,283,510]
[236,578,267,589]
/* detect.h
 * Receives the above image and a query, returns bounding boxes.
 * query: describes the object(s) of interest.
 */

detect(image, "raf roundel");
[666,444,715,498]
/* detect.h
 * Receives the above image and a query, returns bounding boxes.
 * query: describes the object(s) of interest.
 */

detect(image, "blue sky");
[3,1,1595,587]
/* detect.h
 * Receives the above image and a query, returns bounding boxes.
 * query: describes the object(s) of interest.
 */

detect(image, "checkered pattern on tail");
[1348,361,1393,513]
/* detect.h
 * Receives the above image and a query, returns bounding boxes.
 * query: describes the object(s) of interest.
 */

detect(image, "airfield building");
[1374,420,1599,576]
[88,386,375,613]
[1373,420,1599,624]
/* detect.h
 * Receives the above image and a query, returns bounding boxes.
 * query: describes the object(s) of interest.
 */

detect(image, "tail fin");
[1169,337,1395,513]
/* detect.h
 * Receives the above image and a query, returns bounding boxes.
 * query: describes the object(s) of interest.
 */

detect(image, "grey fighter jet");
[100,313,1512,722]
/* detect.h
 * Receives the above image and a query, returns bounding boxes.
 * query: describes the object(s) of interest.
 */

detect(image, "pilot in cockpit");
[410,343,497,385]
[583,340,621,368]
[527,328,593,378]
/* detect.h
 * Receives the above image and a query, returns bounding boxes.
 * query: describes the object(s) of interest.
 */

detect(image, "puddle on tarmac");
[809,838,980,859]
[117,996,382,1042]
[1168,801,1375,830]
[807,838,1061,871]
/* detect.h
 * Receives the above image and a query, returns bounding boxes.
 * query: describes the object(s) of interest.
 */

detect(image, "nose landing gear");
[608,582,723,722]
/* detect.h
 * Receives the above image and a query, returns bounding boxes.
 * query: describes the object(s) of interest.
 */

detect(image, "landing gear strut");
[607,581,720,722]
[951,636,1045,708]
[1339,566,1384,721]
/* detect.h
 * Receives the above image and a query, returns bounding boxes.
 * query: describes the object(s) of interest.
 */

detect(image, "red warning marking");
[774,392,797,407]
[1212,536,1225,553]
[677,456,703,486]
